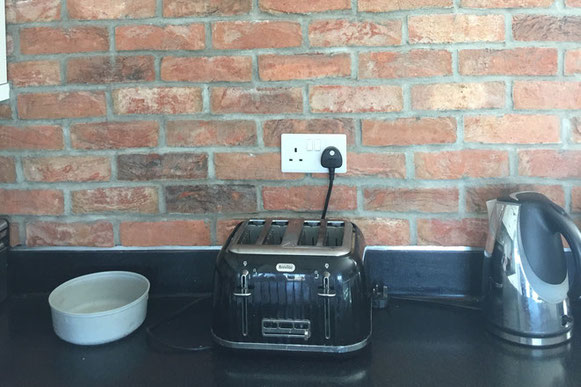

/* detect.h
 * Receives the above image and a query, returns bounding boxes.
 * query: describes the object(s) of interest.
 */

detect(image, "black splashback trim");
[8,248,217,296]
[7,246,494,299]
[364,248,484,299]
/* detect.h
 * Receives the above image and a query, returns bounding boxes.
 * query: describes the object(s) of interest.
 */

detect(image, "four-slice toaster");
[211,218,371,354]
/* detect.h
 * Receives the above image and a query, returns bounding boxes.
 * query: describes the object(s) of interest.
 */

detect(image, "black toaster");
[211,218,370,354]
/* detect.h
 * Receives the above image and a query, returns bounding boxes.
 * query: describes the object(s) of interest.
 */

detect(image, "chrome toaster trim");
[227,218,353,257]
[211,330,371,354]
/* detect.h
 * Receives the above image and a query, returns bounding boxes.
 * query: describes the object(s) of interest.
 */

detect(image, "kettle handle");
[544,204,581,297]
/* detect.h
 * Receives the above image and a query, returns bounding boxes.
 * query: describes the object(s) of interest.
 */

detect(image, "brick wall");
[0,0,580,247]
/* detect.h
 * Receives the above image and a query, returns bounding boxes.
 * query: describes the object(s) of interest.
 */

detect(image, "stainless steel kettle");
[482,192,581,346]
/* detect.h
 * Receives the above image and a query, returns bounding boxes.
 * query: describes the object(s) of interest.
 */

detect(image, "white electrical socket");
[281,134,347,173]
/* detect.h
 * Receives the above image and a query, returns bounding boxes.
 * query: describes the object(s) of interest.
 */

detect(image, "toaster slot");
[325,221,344,247]
[239,220,266,245]
[263,220,288,245]
[227,218,353,256]
[298,221,321,246]
[262,319,311,340]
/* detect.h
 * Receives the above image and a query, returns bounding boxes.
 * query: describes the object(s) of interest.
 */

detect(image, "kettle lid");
[498,191,553,205]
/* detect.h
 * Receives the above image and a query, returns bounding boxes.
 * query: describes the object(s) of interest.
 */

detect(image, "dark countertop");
[2,295,581,387]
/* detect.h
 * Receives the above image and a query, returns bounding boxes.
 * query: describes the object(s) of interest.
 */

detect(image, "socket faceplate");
[281,134,347,173]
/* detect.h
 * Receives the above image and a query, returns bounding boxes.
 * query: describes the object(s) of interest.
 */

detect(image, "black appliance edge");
[7,246,491,299]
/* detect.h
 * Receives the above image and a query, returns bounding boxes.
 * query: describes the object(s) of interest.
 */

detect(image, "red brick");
[0,125,63,150]
[8,60,61,87]
[215,153,303,180]
[72,187,159,214]
[347,153,406,178]
[18,92,107,119]
[409,15,504,43]
[67,56,155,84]
[27,221,114,247]
[0,157,16,183]
[359,0,451,12]
[309,19,401,47]
[513,15,581,42]
[212,21,301,49]
[68,0,156,19]
[568,0,581,6]
[163,0,251,17]
[466,185,565,213]
[259,54,350,81]
[0,104,12,120]
[6,0,60,23]
[217,219,243,245]
[310,85,403,113]
[566,49,581,75]
[263,119,355,147]
[262,186,357,211]
[167,120,256,147]
[113,87,203,115]
[118,153,207,180]
[514,81,581,110]
[459,48,558,76]
[362,117,456,146]
[161,56,252,82]
[211,87,303,114]
[359,50,451,79]
[116,24,205,51]
[416,150,509,179]
[350,218,410,246]
[464,114,560,144]
[462,0,553,7]
[121,220,210,247]
[9,223,20,247]
[20,27,108,54]
[411,82,505,111]
[23,156,111,182]
[571,188,581,212]
[166,185,257,213]
[417,218,488,247]
[364,188,458,212]
[71,121,159,149]
[572,117,581,143]
[519,150,581,178]
[260,0,350,13]
[0,189,63,215]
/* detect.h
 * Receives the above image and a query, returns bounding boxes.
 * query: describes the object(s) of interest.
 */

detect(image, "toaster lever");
[319,271,334,340]
[233,270,252,297]
[317,271,336,297]
[234,270,251,337]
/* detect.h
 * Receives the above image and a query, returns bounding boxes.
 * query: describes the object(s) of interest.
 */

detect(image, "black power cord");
[321,146,343,219]
[146,295,214,352]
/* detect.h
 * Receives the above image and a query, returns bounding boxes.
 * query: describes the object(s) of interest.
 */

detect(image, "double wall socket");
[281,134,347,173]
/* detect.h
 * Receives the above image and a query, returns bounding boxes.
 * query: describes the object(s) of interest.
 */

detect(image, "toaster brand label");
[276,263,296,272]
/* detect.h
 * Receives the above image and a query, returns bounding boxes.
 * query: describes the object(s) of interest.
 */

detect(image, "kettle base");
[487,324,573,347]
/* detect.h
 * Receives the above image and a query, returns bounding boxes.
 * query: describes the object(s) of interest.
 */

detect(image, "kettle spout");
[486,199,497,219]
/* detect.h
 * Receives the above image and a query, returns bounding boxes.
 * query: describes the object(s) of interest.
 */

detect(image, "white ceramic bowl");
[48,271,150,345]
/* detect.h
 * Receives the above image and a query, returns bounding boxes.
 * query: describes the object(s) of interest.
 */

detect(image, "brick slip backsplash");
[0,0,580,248]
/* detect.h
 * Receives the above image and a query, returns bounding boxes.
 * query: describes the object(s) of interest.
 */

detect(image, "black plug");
[321,146,343,171]
[321,146,343,220]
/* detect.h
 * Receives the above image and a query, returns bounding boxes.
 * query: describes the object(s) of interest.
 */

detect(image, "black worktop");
[2,294,581,387]
[3,247,581,386]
